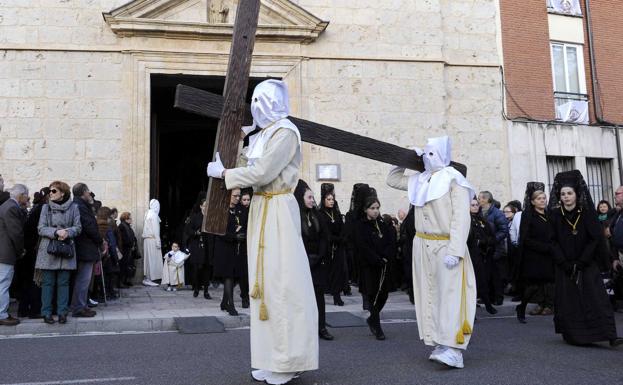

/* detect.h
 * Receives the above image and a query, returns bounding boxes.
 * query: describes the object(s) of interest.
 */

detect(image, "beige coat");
[387,167,476,349]
[225,127,318,372]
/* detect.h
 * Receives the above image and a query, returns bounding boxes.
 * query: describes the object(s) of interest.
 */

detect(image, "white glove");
[207,152,225,179]
[444,255,460,269]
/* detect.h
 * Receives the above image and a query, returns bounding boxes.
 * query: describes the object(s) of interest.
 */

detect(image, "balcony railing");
[554,91,589,124]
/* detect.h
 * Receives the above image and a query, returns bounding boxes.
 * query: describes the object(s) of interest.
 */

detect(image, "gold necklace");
[324,210,335,223]
[374,220,383,238]
[560,206,581,235]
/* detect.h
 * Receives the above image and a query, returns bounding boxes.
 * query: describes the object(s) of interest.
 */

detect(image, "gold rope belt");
[249,189,292,321]
[415,232,472,343]
[415,232,450,241]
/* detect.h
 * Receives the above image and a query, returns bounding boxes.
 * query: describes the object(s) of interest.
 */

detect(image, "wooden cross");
[177,1,467,235]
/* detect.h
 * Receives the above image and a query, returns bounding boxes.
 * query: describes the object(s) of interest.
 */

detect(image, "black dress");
[353,218,394,312]
[467,213,495,306]
[237,205,249,301]
[301,207,329,330]
[550,207,617,344]
[118,220,138,283]
[183,212,212,291]
[319,208,347,296]
[212,207,244,279]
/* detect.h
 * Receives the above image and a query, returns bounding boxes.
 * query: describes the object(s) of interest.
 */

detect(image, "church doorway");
[149,73,263,248]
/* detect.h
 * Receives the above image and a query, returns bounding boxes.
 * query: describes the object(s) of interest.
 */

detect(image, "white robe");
[225,127,319,372]
[387,168,477,349]
[142,208,162,281]
[161,251,188,286]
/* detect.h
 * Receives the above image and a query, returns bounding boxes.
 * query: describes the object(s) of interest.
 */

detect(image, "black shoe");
[333,295,344,306]
[319,328,334,340]
[43,315,55,324]
[227,305,239,316]
[375,326,386,341]
[204,290,211,300]
[242,298,249,309]
[124,281,134,287]
[511,296,521,302]
[220,301,227,311]
[408,289,414,304]
[610,338,623,347]
[28,314,43,319]
[193,289,199,298]
[58,314,67,324]
[366,317,379,336]
[494,299,503,306]
[516,305,527,324]
[485,304,498,315]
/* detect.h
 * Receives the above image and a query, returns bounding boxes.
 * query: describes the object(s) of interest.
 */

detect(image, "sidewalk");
[2,285,516,337]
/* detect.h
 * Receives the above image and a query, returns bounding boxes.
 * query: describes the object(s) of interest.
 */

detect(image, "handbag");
[45,204,75,259]
[308,253,322,268]
[47,238,75,259]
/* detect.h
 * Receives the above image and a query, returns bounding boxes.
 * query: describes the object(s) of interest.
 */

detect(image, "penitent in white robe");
[387,168,476,349]
[225,127,319,372]
[142,203,162,281]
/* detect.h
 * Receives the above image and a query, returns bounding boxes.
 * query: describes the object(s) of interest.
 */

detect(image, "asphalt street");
[1,314,622,385]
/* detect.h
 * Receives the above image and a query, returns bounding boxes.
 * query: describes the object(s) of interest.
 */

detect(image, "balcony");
[554,91,588,124]
[547,0,583,17]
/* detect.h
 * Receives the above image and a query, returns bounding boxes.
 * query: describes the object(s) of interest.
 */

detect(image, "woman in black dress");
[354,196,394,341]
[184,198,212,300]
[213,189,243,316]
[515,183,554,323]
[237,189,251,309]
[118,212,139,287]
[345,183,372,310]
[467,198,497,315]
[548,170,622,346]
[319,183,348,306]
[294,180,333,341]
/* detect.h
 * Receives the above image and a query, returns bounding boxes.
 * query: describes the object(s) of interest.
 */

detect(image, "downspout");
[584,0,623,184]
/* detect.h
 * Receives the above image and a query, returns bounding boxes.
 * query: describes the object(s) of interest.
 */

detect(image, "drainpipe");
[584,0,623,184]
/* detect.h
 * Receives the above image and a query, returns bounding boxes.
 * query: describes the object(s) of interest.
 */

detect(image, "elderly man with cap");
[386,136,476,368]
[207,79,318,385]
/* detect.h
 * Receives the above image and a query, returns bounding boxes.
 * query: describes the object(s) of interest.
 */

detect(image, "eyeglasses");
[50,189,58,194]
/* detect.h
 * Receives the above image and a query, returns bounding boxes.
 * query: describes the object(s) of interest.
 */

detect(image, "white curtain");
[548,0,582,16]
[556,100,588,124]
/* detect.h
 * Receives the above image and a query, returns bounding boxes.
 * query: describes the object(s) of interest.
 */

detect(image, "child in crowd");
[161,242,190,291]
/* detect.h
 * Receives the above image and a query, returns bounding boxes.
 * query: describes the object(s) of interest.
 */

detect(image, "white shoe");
[251,370,270,382]
[172,287,177,292]
[431,347,464,369]
[265,372,297,385]
[428,345,448,360]
[142,279,158,287]
[166,287,172,292]
[88,298,98,306]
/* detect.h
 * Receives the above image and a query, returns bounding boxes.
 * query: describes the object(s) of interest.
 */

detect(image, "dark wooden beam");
[202,0,261,235]
[175,84,468,176]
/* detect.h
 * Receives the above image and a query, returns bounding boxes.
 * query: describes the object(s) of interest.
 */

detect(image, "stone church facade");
[1,0,507,223]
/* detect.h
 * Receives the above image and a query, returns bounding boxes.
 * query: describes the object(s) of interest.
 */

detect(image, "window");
[550,42,588,123]
[547,0,582,16]
[547,156,575,192]
[586,158,614,204]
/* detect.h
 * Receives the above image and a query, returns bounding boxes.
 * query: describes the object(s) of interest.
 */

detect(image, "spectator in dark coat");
[118,212,139,287]
[0,175,9,206]
[69,183,103,318]
[0,184,29,326]
[15,187,48,318]
[478,191,509,305]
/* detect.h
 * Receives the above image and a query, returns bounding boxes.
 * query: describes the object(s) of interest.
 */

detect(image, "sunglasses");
[50,189,58,194]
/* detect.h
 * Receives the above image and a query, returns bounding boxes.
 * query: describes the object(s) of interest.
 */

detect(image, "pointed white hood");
[408,136,475,207]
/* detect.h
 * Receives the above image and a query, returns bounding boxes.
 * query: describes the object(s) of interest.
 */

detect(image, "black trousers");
[488,256,507,302]
[314,285,326,330]
[367,278,389,325]
[18,280,42,317]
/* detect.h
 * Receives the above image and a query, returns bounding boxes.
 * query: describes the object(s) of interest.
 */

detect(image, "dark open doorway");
[150,74,263,248]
